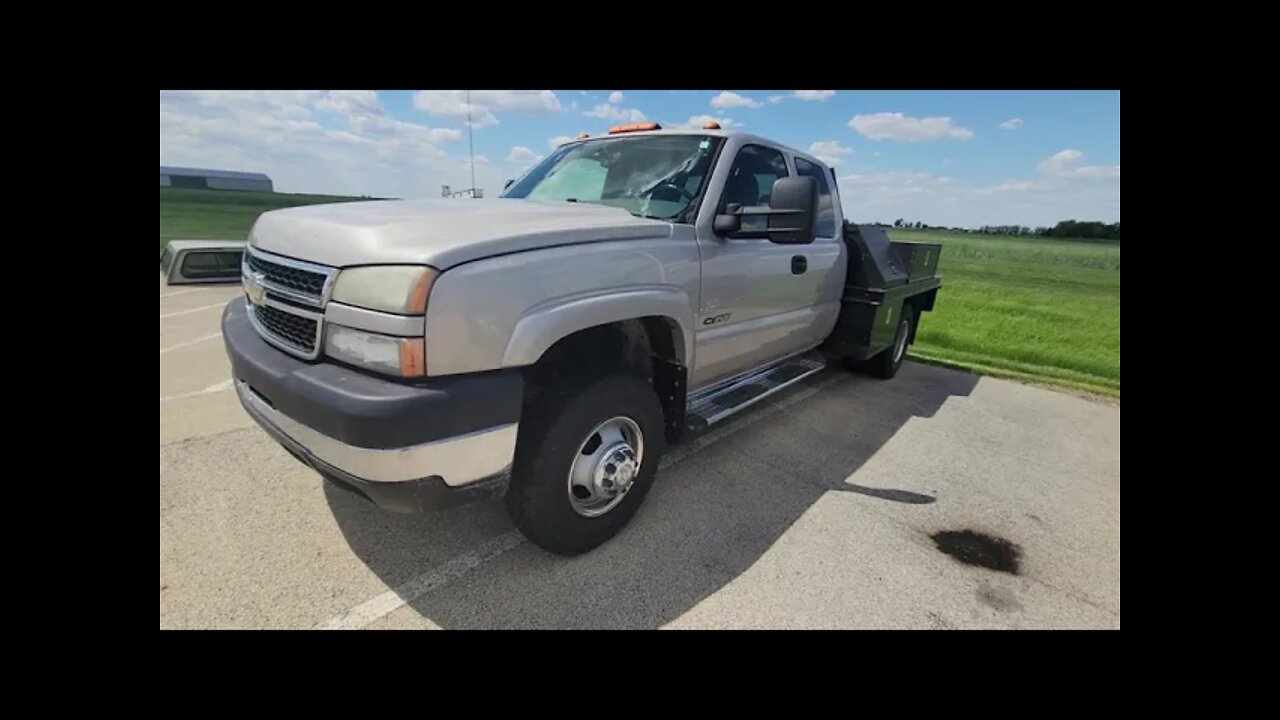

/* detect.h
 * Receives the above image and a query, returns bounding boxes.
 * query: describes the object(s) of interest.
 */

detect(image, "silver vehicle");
[216,124,942,555]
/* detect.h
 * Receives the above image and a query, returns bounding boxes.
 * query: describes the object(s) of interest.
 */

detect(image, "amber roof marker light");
[702,120,721,129]
[576,133,590,140]
[608,122,662,134]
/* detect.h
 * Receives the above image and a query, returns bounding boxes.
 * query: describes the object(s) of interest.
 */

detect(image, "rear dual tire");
[845,304,914,380]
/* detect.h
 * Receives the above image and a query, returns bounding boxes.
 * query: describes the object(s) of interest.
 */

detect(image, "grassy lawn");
[159,188,372,251]
[158,189,1120,398]
[889,229,1120,398]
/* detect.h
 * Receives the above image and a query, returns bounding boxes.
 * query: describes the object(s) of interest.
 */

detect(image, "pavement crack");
[1019,572,1119,617]
[161,424,261,450]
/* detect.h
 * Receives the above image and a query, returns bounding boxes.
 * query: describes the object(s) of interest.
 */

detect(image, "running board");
[685,351,827,431]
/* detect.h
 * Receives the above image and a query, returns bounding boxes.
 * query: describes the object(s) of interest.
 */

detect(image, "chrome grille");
[246,251,327,300]
[243,246,336,360]
[253,304,319,354]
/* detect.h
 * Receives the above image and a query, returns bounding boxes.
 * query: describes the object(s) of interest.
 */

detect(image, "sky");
[159,90,1119,229]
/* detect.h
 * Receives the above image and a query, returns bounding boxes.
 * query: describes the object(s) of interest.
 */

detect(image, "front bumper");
[222,297,524,512]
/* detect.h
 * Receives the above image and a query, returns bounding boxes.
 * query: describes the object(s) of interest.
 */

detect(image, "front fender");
[502,287,694,369]
[422,236,701,377]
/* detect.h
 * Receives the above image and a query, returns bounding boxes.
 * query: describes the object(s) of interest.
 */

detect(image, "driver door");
[691,142,830,389]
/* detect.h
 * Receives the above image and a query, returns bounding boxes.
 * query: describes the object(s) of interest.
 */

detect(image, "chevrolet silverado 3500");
[217,123,943,555]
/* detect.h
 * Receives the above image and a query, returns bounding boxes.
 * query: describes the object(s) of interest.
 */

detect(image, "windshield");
[502,134,723,221]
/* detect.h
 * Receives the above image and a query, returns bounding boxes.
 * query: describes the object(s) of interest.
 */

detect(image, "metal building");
[160,166,273,192]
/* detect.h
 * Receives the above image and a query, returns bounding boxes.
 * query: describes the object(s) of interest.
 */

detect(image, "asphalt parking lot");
[160,277,1120,629]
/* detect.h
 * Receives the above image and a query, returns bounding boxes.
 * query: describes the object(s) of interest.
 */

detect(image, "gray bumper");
[235,379,518,487]
[222,297,522,512]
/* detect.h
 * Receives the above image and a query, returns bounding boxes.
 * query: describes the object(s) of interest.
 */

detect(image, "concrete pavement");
[160,280,1120,629]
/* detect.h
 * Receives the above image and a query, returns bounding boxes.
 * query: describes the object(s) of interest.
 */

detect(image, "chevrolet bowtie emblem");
[246,272,267,306]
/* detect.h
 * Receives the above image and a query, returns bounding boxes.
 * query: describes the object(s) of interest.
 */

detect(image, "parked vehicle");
[212,123,943,555]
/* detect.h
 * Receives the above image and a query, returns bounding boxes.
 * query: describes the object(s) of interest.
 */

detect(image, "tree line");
[883,219,1120,241]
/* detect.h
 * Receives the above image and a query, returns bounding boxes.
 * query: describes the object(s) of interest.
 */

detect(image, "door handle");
[791,255,807,274]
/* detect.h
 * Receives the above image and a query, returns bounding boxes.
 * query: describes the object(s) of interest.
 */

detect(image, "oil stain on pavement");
[931,529,1022,574]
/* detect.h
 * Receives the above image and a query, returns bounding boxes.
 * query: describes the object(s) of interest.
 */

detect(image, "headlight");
[325,325,425,377]
[330,266,438,314]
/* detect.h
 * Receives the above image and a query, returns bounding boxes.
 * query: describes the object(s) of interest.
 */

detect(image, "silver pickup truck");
[217,124,942,555]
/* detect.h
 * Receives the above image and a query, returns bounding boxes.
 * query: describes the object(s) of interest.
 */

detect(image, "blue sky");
[160,90,1119,228]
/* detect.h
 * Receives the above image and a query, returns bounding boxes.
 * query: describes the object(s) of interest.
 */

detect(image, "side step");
[685,351,827,431]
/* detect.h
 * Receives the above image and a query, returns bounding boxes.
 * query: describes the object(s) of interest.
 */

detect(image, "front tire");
[505,375,665,556]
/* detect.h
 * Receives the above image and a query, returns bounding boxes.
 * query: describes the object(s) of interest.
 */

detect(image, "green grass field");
[159,188,372,250]
[889,229,1119,398]
[159,189,1119,398]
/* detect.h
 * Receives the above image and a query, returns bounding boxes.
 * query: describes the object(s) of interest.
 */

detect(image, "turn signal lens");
[325,326,426,377]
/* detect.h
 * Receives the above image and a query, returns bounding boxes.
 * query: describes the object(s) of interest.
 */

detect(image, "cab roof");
[564,128,829,170]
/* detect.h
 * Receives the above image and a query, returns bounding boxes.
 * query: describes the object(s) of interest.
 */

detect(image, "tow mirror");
[713,176,817,245]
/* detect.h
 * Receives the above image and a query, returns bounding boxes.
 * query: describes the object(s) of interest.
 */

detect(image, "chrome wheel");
[567,416,644,518]
[893,318,910,364]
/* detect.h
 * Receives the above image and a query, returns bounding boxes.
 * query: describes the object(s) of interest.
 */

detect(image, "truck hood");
[249,198,673,270]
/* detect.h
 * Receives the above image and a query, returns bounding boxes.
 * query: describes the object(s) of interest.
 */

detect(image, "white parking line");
[160,302,226,320]
[312,370,847,631]
[315,530,526,630]
[160,379,233,403]
[160,332,222,355]
[160,288,211,299]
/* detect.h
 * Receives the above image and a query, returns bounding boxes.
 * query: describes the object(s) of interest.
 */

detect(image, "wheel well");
[523,317,688,439]
[904,290,935,345]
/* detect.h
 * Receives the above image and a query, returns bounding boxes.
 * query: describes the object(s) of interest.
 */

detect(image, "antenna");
[441,91,484,199]
[467,89,476,195]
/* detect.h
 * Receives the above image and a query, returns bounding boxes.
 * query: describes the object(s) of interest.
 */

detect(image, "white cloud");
[162,90,321,120]
[809,140,852,166]
[672,115,738,130]
[768,95,785,104]
[999,117,1024,130]
[608,91,624,104]
[584,103,647,123]
[1037,149,1083,174]
[316,90,382,116]
[413,90,562,128]
[343,108,464,144]
[793,90,836,101]
[161,90,507,200]
[836,166,1119,227]
[506,146,542,164]
[413,92,497,127]
[849,112,974,142]
[710,91,762,110]
[1037,149,1120,179]
[549,135,576,148]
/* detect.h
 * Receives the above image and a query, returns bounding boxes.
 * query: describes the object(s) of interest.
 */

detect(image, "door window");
[794,157,837,237]
[719,144,790,232]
